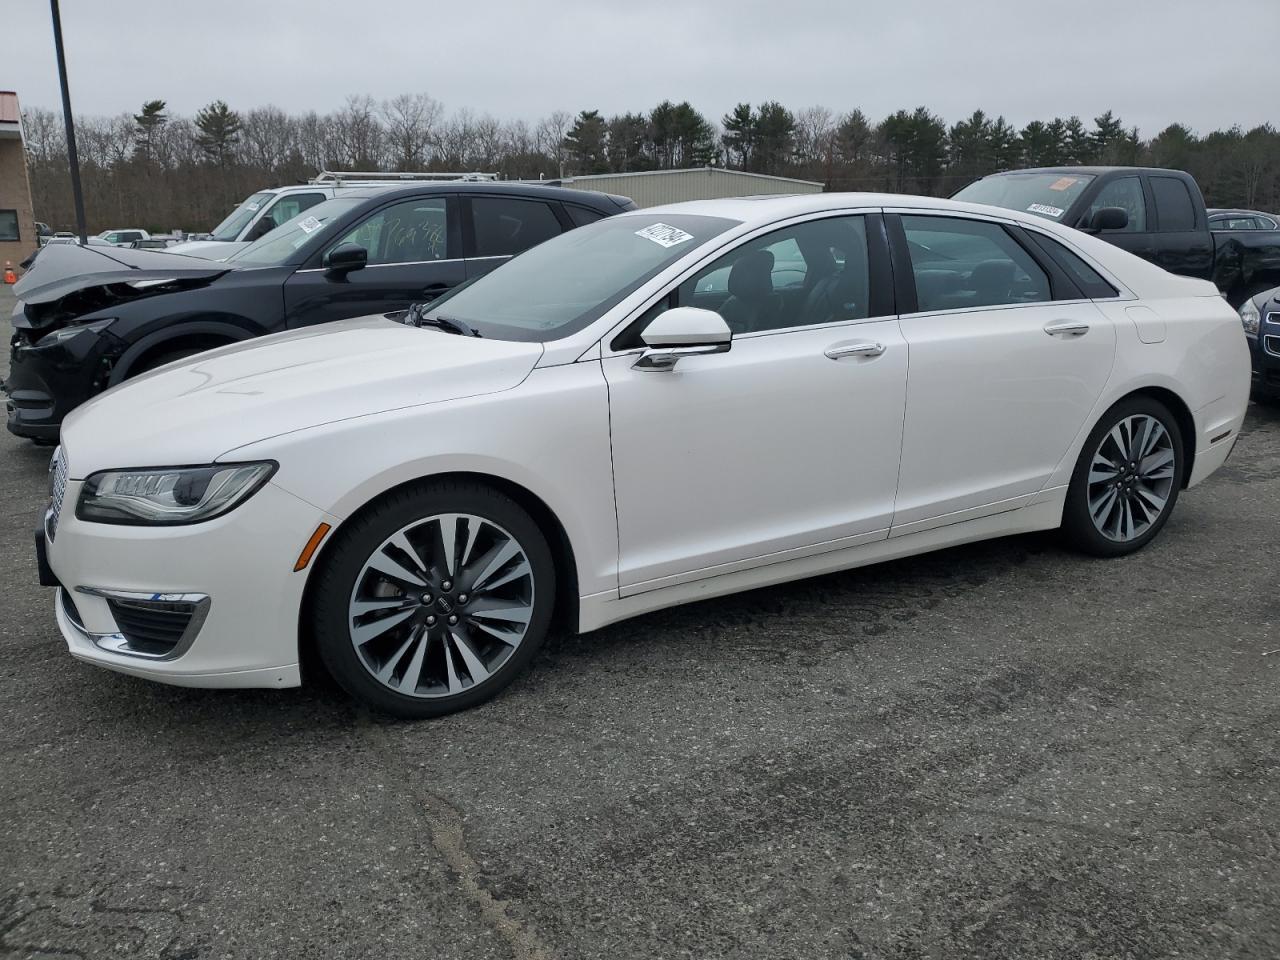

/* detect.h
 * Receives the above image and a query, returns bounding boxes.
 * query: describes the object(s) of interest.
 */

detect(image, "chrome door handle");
[825,341,885,360]
[1044,320,1090,337]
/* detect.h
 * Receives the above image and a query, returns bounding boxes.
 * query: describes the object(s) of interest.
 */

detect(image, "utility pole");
[50,0,87,244]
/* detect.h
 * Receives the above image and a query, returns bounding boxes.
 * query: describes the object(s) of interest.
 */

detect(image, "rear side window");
[565,205,607,227]
[1026,233,1119,299]
[1151,177,1197,232]
[471,197,563,258]
[900,215,1051,312]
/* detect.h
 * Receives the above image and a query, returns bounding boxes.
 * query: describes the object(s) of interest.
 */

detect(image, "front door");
[283,195,464,328]
[602,214,908,594]
[888,212,1116,533]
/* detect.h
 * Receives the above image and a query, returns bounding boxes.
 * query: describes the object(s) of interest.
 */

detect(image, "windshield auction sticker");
[297,215,323,235]
[1048,177,1079,191]
[635,223,694,248]
[1027,203,1065,218]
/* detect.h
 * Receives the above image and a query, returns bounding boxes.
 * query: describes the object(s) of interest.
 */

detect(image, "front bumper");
[5,324,117,440]
[1248,327,1280,397]
[45,477,338,689]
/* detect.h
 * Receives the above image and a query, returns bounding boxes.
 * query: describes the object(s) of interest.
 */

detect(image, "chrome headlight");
[1240,300,1261,337]
[76,462,276,525]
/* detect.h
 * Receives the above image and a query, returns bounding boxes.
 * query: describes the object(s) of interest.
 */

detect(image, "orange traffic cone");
[3,262,15,284]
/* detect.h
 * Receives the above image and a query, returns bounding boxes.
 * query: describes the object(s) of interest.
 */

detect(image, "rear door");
[887,211,1116,534]
[1148,175,1214,280]
[281,194,464,328]
[462,195,568,281]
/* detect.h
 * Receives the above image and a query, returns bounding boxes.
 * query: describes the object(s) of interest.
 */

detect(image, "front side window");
[470,197,562,258]
[330,197,449,265]
[902,215,1051,312]
[264,192,326,228]
[210,191,275,241]
[1087,177,1146,232]
[1150,177,1197,232]
[675,216,872,334]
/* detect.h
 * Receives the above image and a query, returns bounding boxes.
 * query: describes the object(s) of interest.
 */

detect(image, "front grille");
[106,597,198,657]
[47,448,68,539]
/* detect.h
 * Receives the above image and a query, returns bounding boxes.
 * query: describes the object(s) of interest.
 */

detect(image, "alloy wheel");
[347,513,535,698]
[1086,414,1177,542]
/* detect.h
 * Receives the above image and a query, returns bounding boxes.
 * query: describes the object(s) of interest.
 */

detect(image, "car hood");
[165,239,248,260]
[13,243,233,334]
[14,242,232,304]
[60,315,544,474]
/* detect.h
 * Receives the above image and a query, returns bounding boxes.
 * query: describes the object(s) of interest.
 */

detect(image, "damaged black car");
[4,181,633,440]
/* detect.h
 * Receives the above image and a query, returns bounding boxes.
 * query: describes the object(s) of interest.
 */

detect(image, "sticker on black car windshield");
[297,215,323,235]
[1028,203,1065,218]
[635,223,694,248]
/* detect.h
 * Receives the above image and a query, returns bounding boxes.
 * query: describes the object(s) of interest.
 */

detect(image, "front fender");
[108,317,260,385]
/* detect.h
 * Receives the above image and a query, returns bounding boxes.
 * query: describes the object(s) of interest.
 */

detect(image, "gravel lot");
[2,282,1278,960]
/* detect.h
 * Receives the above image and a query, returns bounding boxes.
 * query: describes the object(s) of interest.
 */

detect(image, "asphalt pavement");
[2,282,1278,959]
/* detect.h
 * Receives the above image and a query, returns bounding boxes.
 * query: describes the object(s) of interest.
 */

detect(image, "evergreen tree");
[563,109,608,174]
[194,100,242,166]
[721,103,756,170]
[133,99,168,163]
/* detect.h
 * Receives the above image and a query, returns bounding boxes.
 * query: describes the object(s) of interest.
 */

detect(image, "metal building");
[555,166,824,208]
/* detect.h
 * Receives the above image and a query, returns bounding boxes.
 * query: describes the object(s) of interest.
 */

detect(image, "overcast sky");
[6,0,1278,135]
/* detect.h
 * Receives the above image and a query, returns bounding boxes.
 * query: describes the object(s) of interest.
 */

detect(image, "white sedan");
[40,194,1250,717]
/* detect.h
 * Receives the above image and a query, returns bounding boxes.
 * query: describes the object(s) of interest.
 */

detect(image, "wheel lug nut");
[448,614,458,625]
[426,615,436,625]
[422,594,432,604]
[441,580,452,591]
[458,593,468,604]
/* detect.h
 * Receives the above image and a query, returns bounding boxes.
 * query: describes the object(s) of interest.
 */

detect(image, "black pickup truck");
[953,166,1280,306]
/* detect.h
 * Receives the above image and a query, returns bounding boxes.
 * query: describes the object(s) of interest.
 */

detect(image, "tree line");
[21,94,1280,233]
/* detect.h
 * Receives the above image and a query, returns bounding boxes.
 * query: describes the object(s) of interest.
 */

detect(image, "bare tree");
[381,93,441,170]
[535,110,572,177]
[330,95,384,169]
[240,105,296,171]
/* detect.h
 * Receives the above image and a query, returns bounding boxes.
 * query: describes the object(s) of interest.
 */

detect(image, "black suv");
[5,182,634,440]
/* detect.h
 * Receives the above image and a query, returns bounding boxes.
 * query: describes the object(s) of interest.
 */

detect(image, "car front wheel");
[310,481,556,718]
[1062,396,1185,557]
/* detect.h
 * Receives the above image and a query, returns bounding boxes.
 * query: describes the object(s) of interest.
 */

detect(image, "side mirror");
[1086,207,1129,232]
[323,242,368,274]
[634,306,732,372]
[246,215,277,241]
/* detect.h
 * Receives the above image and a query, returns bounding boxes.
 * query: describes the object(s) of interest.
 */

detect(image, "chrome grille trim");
[47,447,68,540]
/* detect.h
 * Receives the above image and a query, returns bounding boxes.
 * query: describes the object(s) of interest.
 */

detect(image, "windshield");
[423,214,740,342]
[210,192,275,241]
[229,198,362,267]
[952,172,1096,222]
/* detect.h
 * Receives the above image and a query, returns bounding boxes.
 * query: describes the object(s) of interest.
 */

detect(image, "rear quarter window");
[1026,232,1119,299]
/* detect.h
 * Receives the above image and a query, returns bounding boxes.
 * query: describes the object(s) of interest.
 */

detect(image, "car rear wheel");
[1062,396,1185,557]
[310,481,556,719]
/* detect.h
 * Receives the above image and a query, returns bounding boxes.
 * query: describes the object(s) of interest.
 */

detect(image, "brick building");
[1,91,37,267]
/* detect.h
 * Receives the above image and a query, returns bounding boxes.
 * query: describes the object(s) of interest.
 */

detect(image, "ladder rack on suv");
[311,170,499,187]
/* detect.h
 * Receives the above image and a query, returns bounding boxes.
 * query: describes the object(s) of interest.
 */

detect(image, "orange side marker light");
[294,522,332,571]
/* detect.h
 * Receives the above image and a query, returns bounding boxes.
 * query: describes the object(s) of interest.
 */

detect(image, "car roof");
[984,166,1192,179]
[1208,208,1275,218]
[629,191,1089,226]
[329,180,626,210]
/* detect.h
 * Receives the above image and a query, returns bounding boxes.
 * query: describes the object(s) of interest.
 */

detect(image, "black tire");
[1062,395,1185,557]
[309,480,556,719]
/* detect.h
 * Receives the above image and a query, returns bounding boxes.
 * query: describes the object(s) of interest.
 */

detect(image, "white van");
[166,171,498,260]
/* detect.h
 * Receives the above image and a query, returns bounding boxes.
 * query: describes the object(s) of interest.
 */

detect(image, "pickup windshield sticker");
[296,215,323,235]
[1048,177,1079,192]
[635,222,694,248]
[1028,203,1065,218]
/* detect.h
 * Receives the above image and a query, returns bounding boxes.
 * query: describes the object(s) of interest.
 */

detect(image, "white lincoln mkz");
[40,193,1250,717]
